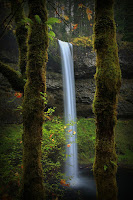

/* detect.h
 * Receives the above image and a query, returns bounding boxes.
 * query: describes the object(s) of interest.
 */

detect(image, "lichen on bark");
[93,0,121,199]
[21,0,48,199]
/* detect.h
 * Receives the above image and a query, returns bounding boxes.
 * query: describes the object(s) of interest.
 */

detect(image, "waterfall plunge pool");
[59,166,133,200]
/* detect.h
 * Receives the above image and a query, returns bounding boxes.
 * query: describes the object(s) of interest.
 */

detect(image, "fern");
[34,15,42,24]
[48,31,55,41]
[20,17,33,25]
[46,17,60,25]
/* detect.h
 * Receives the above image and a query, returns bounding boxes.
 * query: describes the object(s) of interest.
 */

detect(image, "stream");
[61,166,133,200]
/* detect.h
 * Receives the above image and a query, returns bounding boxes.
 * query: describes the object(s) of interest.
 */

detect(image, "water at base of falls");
[58,40,78,185]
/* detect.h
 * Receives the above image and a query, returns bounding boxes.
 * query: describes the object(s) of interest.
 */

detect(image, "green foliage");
[115,120,133,165]
[46,107,56,116]
[0,118,133,198]
[0,125,23,199]
[42,116,66,195]
[45,17,61,41]
[77,118,96,164]
[104,165,108,171]
[40,92,56,119]
[77,118,133,167]
[110,160,117,167]
[71,36,94,47]
[47,24,52,30]
[20,17,33,29]
[34,15,42,24]
[48,31,56,41]
[40,92,48,105]
[21,17,33,25]
[0,117,66,199]
[15,105,23,114]
[46,17,61,25]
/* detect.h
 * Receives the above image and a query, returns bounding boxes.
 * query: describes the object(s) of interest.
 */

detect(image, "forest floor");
[0,117,133,199]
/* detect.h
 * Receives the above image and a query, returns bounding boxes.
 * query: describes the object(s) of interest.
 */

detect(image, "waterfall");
[58,40,78,185]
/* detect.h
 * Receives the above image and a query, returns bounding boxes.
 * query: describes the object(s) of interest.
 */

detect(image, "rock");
[46,72,64,115]
[73,46,96,79]
[0,31,133,121]
[0,73,23,124]
[119,48,133,79]
[46,45,133,118]
[118,79,133,118]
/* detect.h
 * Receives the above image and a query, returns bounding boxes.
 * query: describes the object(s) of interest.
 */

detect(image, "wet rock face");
[47,46,133,118]
[0,35,133,122]
[73,46,96,79]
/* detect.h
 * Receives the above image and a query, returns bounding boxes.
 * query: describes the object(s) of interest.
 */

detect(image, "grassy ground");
[0,117,133,199]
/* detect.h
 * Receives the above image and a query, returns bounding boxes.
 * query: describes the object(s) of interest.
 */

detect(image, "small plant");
[8,91,23,102]
[0,125,23,199]
[46,17,61,41]
[42,116,66,197]
[104,165,108,171]
[40,92,56,120]
[34,15,42,24]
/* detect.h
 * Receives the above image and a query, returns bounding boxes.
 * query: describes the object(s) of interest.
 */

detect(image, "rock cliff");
[0,34,133,123]
[46,44,133,118]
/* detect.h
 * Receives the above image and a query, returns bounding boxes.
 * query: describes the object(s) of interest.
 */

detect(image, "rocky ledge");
[46,45,133,118]
[0,40,133,123]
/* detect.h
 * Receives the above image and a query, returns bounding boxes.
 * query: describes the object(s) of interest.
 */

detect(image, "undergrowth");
[0,117,133,199]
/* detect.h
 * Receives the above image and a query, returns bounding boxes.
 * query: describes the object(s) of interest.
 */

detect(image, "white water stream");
[58,40,78,185]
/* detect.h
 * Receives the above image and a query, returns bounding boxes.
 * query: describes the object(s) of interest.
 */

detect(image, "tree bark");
[93,0,121,200]
[10,0,28,76]
[21,0,48,199]
[0,0,27,92]
[0,61,25,92]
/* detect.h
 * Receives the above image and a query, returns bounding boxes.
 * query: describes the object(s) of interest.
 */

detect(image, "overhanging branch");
[0,61,25,92]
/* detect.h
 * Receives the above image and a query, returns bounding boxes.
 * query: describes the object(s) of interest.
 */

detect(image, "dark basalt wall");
[46,44,133,118]
[0,32,133,123]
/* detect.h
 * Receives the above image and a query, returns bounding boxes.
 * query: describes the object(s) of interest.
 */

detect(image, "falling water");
[58,40,78,185]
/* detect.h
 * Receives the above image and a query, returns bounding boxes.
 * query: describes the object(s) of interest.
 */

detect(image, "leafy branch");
[47,0,69,27]
[40,92,56,121]
[0,61,25,92]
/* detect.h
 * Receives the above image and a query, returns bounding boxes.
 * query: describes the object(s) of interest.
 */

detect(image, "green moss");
[22,0,48,199]
[93,0,121,199]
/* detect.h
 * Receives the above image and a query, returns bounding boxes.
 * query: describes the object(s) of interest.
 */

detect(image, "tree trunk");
[0,61,25,92]
[93,0,121,200]
[21,0,48,199]
[0,0,27,92]
[10,0,28,77]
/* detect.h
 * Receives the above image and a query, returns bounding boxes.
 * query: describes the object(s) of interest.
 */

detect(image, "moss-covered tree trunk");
[0,0,27,91]
[0,61,25,92]
[93,0,121,199]
[21,0,48,199]
[10,0,28,77]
